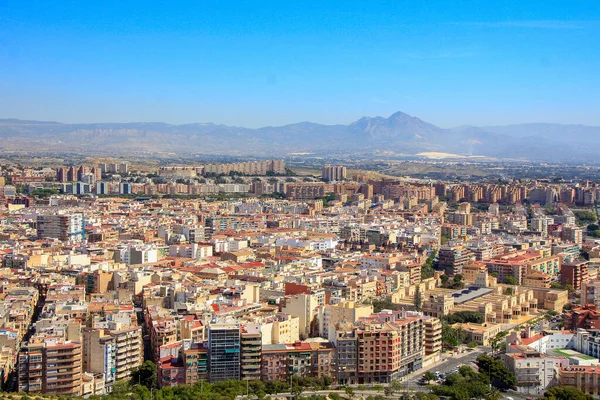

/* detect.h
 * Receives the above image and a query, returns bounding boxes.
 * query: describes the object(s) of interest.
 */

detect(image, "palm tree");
[487,387,502,400]
[344,386,355,400]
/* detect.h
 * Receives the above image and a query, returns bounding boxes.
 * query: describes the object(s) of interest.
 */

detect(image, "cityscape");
[2,1,600,400]
[0,157,598,400]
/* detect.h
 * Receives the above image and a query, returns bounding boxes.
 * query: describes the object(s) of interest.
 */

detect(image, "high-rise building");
[322,165,347,181]
[37,213,85,242]
[438,245,475,276]
[119,182,132,195]
[96,182,110,195]
[240,326,261,381]
[286,183,327,200]
[357,316,424,383]
[19,339,83,396]
[57,167,68,182]
[208,323,241,382]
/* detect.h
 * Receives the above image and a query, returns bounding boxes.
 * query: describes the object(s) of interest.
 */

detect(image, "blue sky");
[1,0,599,127]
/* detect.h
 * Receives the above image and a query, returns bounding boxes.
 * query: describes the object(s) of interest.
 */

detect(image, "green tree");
[423,371,437,382]
[344,386,355,400]
[390,379,405,395]
[131,360,157,388]
[504,276,517,285]
[543,386,594,400]
[475,354,516,390]
[440,274,449,285]
[414,285,423,311]
[487,387,502,400]
[421,250,437,279]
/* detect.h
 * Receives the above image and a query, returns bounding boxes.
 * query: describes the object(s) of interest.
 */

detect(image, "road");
[404,347,488,387]
[240,347,536,400]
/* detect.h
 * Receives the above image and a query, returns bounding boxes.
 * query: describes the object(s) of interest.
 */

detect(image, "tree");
[423,371,437,383]
[467,341,478,348]
[344,386,355,400]
[390,379,405,395]
[414,285,423,311]
[442,322,461,348]
[487,387,502,400]
[290,383,304,400]
[421,250,437,279]
[475,354,516,390]
[443,311,483,324]
[453,274,463,284]
[504,276,517,285]
[131,360,157,388]
[440,274,449,285]
[543,386,594,400]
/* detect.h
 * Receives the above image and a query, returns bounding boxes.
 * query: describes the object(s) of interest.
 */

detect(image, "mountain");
[0,113,598,162]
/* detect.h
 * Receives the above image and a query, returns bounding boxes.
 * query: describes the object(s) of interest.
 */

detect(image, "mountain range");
[1,112,598,162]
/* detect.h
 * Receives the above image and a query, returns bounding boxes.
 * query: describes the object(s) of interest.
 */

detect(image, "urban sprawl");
[2,160,600,399]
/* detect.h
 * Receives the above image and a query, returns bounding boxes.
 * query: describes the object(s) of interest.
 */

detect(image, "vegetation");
[29,188,59,198]
[442,311,483,325]
[475,354,516,390]
[587,223,600,238]
[430,365,501,400]
[439,274,464,289]
[260,192,285,199]
[84,375,333,400]
[574,210,598,226]
[503,276,517,285]
[542,386,595,400]
[423,371,437,382]
[441,321,466,348]
[421,250,437,279]
[371,297,401,313]
[414,285,422,311]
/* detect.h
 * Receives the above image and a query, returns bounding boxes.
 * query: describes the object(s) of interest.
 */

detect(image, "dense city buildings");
[1,160,600,396]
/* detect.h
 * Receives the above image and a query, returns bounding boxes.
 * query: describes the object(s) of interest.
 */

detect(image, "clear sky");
[1,1,599,128]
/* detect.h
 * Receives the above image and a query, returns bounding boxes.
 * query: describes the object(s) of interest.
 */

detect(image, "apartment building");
[183,347,209,385]
[438,245,475,276]
[559,366,600,396]
[260,340,336,383]
[503,348,565,392]
[322,165,347,182]
[37,213,85,242]
[357,317,424,384]
[241,326,262,381]
[423,317,442,355]
[333,328,359,385]
[286,183,327,200]
[561,260,589,290]
[19,338,83,396]
[208,323,241,382]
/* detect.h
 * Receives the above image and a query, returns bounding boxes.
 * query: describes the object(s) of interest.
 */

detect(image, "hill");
[0,113,598,162]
